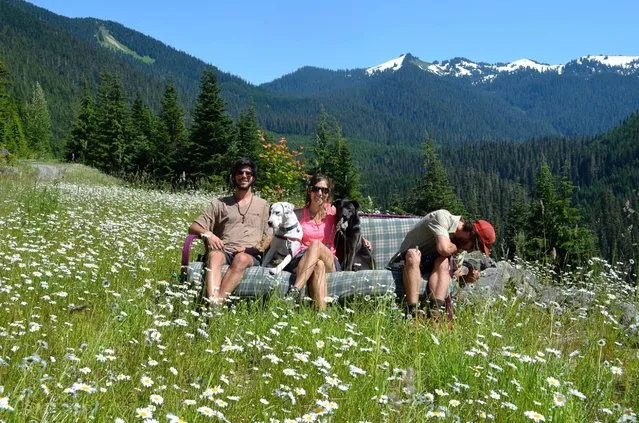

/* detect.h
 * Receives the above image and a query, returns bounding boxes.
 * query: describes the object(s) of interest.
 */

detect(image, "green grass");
[57,162,124,186]
[0,164,637,422]
[97,26,155,64]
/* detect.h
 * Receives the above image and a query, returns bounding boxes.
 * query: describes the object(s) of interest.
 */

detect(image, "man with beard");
[388,210,495,321]
[189,158,270,305]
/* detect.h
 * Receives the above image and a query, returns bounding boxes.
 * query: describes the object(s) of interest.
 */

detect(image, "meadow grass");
[0,164,637,422]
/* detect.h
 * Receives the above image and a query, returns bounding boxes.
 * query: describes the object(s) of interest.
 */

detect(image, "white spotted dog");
[263,202,303,275]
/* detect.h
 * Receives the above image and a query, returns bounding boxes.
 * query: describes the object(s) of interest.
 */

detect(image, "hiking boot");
[427,298,447,320]
[284,286,302,304]
[403,303,428,326]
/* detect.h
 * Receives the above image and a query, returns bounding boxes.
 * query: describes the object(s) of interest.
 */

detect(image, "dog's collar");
[283,222,299,232]
[276,234,302,242]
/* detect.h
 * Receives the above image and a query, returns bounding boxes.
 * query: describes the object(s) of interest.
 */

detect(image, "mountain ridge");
[364,53,639,81]
[3,0,639,148]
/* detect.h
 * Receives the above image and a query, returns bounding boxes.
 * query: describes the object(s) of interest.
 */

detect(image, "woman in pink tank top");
[284,174,340,310]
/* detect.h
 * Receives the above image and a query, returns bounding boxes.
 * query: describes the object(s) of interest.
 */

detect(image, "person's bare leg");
[428,256,451,301]
[308,260,327,310]
[317,244,337,273]
[206,251,227,303]
[216,253,255,302]
[402,249,422,306]
[293,240,324,289]
[427,256,450,320]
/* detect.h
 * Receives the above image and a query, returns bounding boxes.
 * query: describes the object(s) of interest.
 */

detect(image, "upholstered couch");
[181,215,429,301]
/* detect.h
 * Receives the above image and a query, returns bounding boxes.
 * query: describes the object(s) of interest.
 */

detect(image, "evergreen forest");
[1,0,639,276]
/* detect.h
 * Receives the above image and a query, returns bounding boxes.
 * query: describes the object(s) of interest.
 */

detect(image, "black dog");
[333,199,375,271]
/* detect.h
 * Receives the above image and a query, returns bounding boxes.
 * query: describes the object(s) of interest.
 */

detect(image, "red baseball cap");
[474,220,496,256]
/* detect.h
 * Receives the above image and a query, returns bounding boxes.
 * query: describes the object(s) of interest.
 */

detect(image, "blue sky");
[30,0,639,85]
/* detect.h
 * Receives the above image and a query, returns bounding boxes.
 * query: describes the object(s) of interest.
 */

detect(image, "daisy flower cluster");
[0,164,637,422]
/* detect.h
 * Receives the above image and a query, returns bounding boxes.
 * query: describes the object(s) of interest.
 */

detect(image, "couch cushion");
[326,269,428,300]
[184,263,430,301]
[185,261,294,298]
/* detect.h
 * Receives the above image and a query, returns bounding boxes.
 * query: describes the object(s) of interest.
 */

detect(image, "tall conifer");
[0,60,27,158]
[2,108,28,158]
[129,92,158,175]
[93,72,130,173]
[503,182,529,259]
[0,59,10,142]
[65,81,95,164]
[332,129,360,200]
[403,136,466,216]
[158,80,189,180]
[189,67,234,181]
[527,159,596,268]
[309,105,333,175]
[24,82,52,158]
[234,99,262,161]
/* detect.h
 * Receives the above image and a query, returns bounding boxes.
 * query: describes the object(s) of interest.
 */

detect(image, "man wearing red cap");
[388,210,496,320]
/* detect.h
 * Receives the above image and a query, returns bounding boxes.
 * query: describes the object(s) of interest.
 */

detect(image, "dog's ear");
[284,202,294,213]
[333,199,343,209]
[351,200,359,210]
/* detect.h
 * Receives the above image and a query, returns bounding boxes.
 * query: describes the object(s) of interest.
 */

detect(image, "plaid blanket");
[183,216,430,300]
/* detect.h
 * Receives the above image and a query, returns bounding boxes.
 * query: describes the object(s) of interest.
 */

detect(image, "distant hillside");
[262,55,560,144]
[467,70,639,137]
[442,111,639,262]
[5,0,639,150]
[0,0,262,144]
[3,0,632,150]
[266,53,639,141]
[3,0,639,222]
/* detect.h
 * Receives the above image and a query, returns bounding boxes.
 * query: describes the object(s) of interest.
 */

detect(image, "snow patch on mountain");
[366,54,407,75]
[493,59,563,73]
[577,55,639,68]
[367,54,639,80]
[428,60,480,77]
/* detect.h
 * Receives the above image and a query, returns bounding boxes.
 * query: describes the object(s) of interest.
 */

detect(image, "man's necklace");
[236,195,254,224]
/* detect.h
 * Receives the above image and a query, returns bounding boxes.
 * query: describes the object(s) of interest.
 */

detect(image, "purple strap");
[182,234,202,269]
[446,256,455,321]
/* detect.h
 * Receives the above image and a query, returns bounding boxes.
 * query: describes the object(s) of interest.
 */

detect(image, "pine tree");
[527,159,596,268]
[93,72,130,173]
[188,67,234,182]
[24,82,52,158]
[554,161,597,266]
[332,129,361,200]
[527,160,558,262]
[0,59,11,143]
[403,136,466,216]
[503,182,529,260]
[306,106,363,200]
[65,81,95,164]
[129,92,158,175]
[234,99,262,161]
[0,60,28,158]
[158,80,189,180]
[2,107,28,159]
[309,105,334,175]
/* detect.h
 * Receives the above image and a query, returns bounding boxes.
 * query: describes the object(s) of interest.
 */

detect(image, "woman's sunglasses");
[310,186,329,194]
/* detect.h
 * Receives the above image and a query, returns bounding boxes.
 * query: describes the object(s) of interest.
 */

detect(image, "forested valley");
[1,0,638,276]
